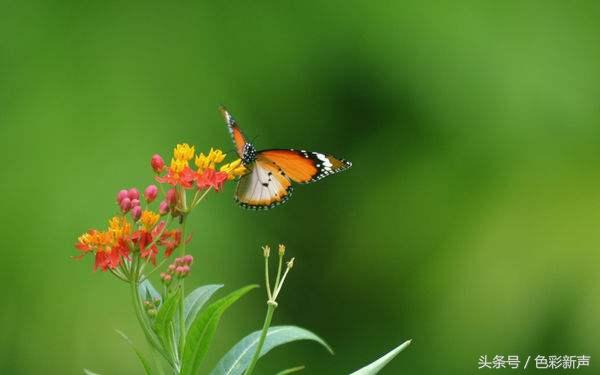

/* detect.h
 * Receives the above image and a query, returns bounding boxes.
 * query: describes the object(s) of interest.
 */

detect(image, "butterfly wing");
[219,106,248,158]
[258,149,352,184]
[235,156,293,210]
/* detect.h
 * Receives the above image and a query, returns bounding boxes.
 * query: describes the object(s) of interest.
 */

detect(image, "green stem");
[245,303,276,375]
[273,255,283,292]
[129,257,174,369]
[178,218,187,359]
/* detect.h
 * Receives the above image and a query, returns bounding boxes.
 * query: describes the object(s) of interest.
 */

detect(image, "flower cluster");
[155,145,246,191]
[160,255,194,285]
[75,184,183,272]
[74,144,245,277]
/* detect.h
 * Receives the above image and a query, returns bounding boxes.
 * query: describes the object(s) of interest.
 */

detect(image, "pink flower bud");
[117,189,128,203]
[151,154,165,173]
[144,185,158,203]
[175,266,185,274]
[128,188,140,200]
[181,265,190,273]
[131,205,142,221]
[120,197,132,213]
[163,274,172,282]
[159,200,169,215]
[175,257,183,264]
[166,188,177,206]
[168,264,176,272]
[183,255,194,264]
[131,199,140,208]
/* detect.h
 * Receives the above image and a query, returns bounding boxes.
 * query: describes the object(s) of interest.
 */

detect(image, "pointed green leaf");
[180,285,258,375]
[139,279,162,306]
[275,365,305,375]
[153,289,181,345]
[349,340,412,375]
[210,326,332,375]
[115,330,154,375]
[184,284,223,331]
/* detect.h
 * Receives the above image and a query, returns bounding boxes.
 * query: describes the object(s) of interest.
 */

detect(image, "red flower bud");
[131,206,142,221]
[120,198,132,213]
[117,189,128,203]
[159,200,169,215]
[128,188,140,200]
[144,185,158,203]
[166,188,177,206]
[151,154,165,173]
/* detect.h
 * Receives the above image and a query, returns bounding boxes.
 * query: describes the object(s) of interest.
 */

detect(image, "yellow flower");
[108,216,131,241]
[195,152,210,172]
[208,148,226,164]
[173,143,195,161]
[220,159,248,180]
[170,158,188,174]
[140,210,160,231]
[195,148,227,172]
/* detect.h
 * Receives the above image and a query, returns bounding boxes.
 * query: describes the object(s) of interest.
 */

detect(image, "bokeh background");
[1,1,600,374]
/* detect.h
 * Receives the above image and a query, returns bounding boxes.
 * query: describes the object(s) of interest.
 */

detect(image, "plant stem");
[245,303,276,375]
[178,217,187,359]
[129,257,173,369]
[264,257,273,301]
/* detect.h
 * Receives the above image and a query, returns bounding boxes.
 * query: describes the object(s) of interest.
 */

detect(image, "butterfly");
[220,106,352,210]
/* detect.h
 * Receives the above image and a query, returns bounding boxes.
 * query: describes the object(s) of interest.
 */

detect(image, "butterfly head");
[242,142,257,165]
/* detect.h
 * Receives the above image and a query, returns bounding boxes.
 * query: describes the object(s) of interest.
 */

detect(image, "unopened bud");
[168,264,176,272]
[151,154,165,173]
[147,309,158,317]
[287,257,295,269]
[153,298,161,307]
[131,205,142,221]
[262,245,271,258]
[166,188,177,206]
[278,244,285,256]
[183,255,194,264]
[144,185,158,203]
[116,189,128,203]
[159,200,169,215]
[131,199,140,208]
[120,197,132,213]
[128,188,140,201]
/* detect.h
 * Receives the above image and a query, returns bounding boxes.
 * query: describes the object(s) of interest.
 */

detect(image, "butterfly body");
[220,106,351,210]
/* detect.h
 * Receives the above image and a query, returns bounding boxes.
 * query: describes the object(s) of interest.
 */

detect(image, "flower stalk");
[245,245,295,375]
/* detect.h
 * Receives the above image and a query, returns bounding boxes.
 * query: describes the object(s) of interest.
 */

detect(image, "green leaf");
[210,326,332,375]
[139,279,162,306]
[153,289,181,345]
[180,285,257,375]
[83,369,101,375]
[275,365,305,375]
[349,340,412,375]
[115,330,154,375]
[184,284,223,331]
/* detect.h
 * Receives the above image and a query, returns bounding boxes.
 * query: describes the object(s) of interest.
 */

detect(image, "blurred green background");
[2,0,600,374]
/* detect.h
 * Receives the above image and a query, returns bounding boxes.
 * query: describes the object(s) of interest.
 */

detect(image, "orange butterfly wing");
[219,106,247,157]
[259,149,352,184]
[235,156,293,210]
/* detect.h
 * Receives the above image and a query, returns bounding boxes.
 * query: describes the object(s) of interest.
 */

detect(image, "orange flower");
[74,216,131,271]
